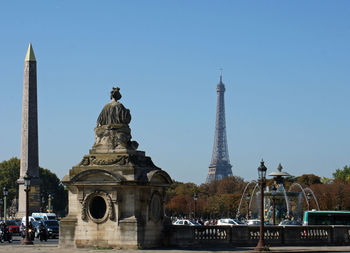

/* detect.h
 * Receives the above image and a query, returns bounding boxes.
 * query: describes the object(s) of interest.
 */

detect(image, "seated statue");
[97,87,131,126]
[92,87,138,153]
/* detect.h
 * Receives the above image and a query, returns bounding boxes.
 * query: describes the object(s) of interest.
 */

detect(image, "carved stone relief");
[78,153,158,169]
[149,191,162,222]
[81,190,115,223]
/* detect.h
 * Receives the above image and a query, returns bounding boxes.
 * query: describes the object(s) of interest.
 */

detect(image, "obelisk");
[17,44,41,218]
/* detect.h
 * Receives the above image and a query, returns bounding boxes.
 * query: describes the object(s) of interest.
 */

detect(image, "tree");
[311,183,350,210]
[333,165,350,182]
[165,180,183,201]
[174,182,197,196]
[216,176,245,195]
[165,195,188,216]
[296,174,321,186]
[0,158,20,207]
[39,167,68,216]
[0,157,67,216]
[321,177,333,184]
[165,176,249,218]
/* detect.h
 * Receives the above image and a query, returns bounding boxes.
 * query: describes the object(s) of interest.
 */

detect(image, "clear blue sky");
[1,1,350,185]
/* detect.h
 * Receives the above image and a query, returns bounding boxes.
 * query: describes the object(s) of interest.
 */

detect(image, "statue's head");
[110,87,122,101]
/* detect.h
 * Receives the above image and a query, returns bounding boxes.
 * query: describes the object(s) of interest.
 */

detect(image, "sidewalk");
[0,245,350,253]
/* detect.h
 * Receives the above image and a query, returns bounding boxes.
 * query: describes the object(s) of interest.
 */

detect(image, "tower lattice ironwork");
[206,74,233,183]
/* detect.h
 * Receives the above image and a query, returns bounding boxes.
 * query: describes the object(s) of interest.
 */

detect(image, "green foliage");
[0,157,67,216]
[333,165,350,182]
[174,182,196,196]
[39,167,68,216]
[0,157,20,205]
[321,177,333,184]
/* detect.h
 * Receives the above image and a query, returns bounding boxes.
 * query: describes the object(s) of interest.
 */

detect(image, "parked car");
[278,219,302,226]
[247,219,273,226]
[217,218,244,226]
[173,219,201,226]
[5,220,20,236]
[247,219,260,226]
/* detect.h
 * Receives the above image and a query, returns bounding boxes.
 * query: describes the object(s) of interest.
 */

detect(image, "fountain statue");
[237,164,319,224]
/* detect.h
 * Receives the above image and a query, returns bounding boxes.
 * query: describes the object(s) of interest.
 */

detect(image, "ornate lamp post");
[193,193,198,219]
[22,172,33,245]
[271,185,276,225]
[246,193,250,220]
[48,194,53,213]
[3,186,8,221]
[307,192,311,211]
[254,160,268,251]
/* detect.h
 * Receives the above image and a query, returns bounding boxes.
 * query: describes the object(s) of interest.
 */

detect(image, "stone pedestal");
[59,87,172,248]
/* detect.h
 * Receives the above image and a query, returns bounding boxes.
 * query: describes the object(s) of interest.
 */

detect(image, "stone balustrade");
[165,225,350,247]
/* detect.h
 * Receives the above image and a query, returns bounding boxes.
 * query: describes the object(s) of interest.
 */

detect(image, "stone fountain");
[237,164,319,224]
[265,164,297,223]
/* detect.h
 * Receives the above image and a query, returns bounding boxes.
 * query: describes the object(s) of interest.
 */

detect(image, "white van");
[21,216,36,226]
[32,212,57,221]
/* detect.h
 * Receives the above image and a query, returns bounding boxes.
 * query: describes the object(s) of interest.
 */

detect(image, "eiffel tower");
[206,73,233,183]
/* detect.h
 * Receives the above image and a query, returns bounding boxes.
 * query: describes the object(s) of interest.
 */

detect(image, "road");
[0,236,350,253]
[2,235,58,245]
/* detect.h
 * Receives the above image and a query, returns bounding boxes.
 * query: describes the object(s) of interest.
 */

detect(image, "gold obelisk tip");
[25,43,36,62]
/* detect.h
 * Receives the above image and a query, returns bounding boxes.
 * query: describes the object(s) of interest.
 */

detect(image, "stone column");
[17,44,41,218]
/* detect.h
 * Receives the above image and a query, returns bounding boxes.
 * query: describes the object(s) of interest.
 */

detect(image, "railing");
[194,226,229,240]
[300,227,329,240]
[165,225,350,247]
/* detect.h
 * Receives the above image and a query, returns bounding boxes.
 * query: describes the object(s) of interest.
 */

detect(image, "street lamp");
[48,194,53,213]
[193,193,198,219]
[307,192,311,211]
[3,186,8,222]
[246,193,250,220]
[271,185,277,225]
[254,159,268,252]
[22,172,33,245]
